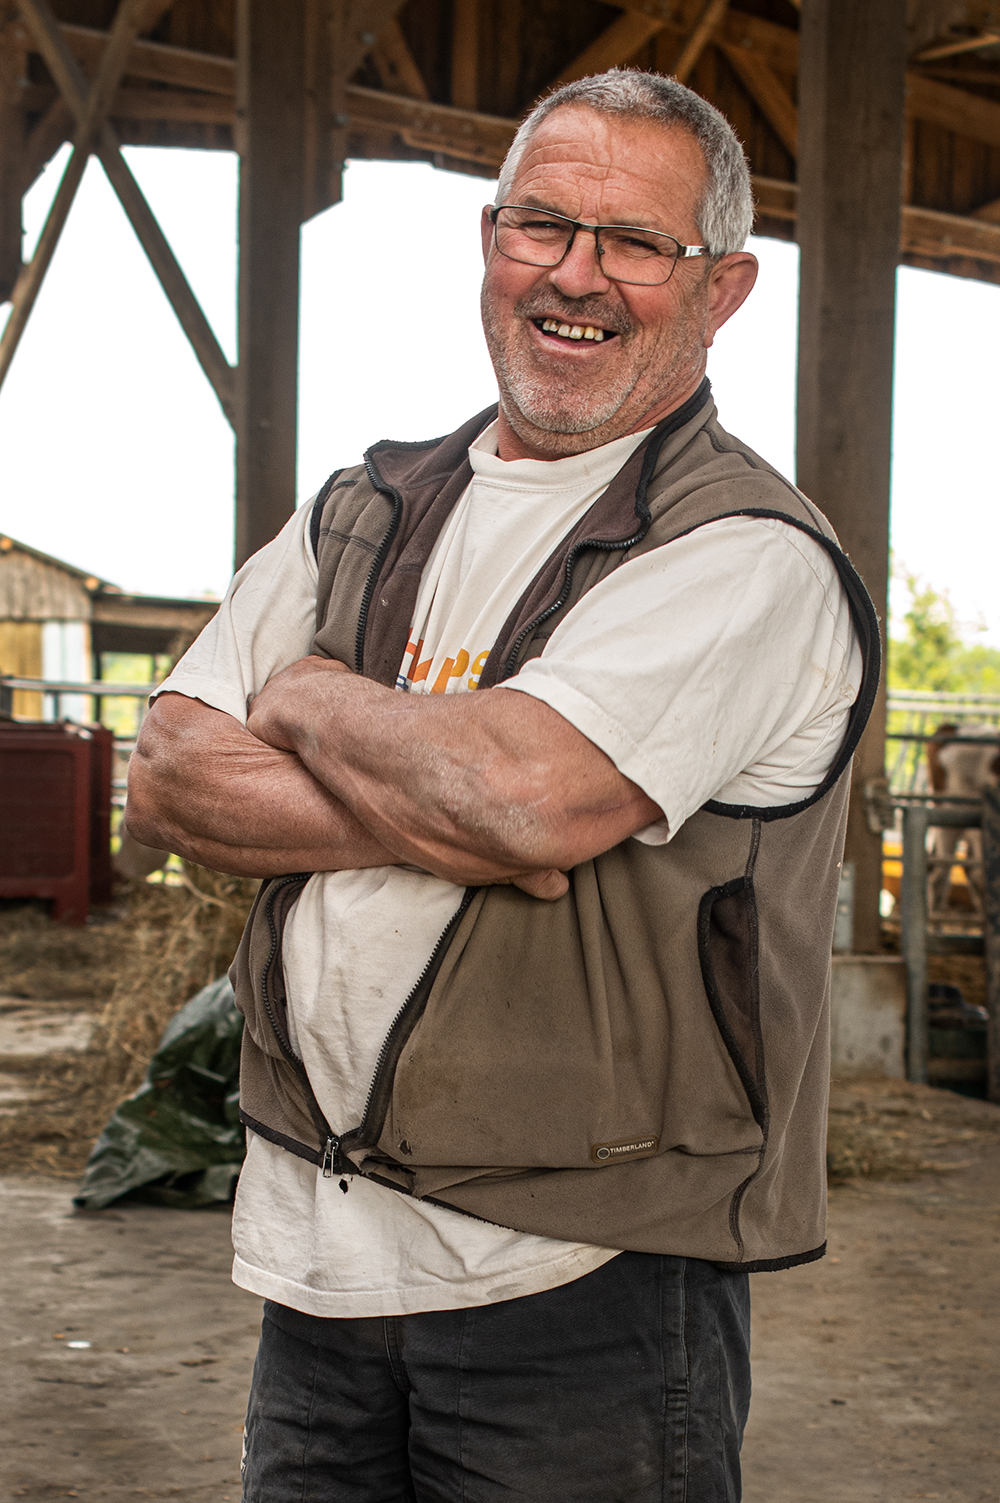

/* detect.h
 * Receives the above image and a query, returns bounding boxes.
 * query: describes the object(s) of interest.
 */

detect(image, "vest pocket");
[697,878,768,1135]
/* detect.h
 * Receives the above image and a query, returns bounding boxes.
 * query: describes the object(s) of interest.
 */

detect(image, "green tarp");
[74,976,245,1210]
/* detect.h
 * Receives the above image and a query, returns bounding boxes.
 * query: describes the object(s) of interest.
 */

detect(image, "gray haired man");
[129,71,877,1502]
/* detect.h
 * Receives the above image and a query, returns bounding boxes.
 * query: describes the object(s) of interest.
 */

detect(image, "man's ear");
[481,206,495,265]
[703,252,758,348]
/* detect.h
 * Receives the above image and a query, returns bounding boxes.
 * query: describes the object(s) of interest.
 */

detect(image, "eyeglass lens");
[494,207,681,286]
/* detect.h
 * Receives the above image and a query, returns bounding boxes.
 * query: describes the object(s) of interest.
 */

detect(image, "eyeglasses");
[489,204,707,287]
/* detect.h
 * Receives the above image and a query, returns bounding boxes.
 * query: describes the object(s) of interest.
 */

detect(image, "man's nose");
[547,227,612,299]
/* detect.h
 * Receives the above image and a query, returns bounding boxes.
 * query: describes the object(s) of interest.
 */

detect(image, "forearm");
[126,694,399,878]
[248,663,661,883]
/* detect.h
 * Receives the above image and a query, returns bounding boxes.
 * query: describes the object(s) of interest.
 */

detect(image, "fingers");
[511,868,569,901]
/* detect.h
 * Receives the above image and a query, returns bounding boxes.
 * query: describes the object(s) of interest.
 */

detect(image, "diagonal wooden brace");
[12,0,235,424]
[0,0,155,391]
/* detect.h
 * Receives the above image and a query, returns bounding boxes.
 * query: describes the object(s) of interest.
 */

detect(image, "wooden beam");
[346,85,516,168]
[450,0,477,110]
[915,31,1000,63]
[0,0,155,392]
[374,16,428,101]
[303,0,338,220]
[59,20,235,94]
[719,41,797,154]
[973,195,1000,226]
[15,0,234,422]
[19,94,72,193]
[317,2,405,227]
[234,0,305,567]
[673,0,729,85]
[911,63,1000,86]
[903,203,1000,264]
[554,10,665,87]
[753,176,1000,267]
[796,0,907,953]
[905,72,1000,151]
[642,4,799,73]
[0,9,26,300]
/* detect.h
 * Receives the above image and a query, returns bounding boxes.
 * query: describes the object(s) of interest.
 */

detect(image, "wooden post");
[235,0,306,568]
[795,0,907,954]
[451,0,478,110]
[0,9,25,302]
[900,804,929,1084]
[982,786,1000,1102]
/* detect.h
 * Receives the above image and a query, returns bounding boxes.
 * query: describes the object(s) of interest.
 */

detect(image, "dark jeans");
[241,1251,751,1503]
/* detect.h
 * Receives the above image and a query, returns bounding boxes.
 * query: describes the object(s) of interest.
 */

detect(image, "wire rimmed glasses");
[489,204,707,286]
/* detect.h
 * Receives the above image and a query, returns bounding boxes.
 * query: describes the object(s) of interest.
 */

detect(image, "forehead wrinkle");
[509,116,705,240]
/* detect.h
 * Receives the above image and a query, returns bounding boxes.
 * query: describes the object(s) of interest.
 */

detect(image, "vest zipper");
[355,461,404,673]
[500,526,648,681]
[343,886,478,1154]
[259,874,346,1176]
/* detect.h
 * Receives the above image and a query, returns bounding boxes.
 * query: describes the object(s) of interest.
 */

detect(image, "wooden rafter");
[914,31,1000,63]
[372,16,428,102]
[11,0,234,423]
[753,175,1000,268]
[0,0,159,392]
[7,8,999,289]
[905,72,1000,151]
[19,95,73,194]
[0,7,25,298]
[59,20,234,93]
[348,84,514,168]
[972,195,1000,225]
[554,9,665,87]
[451,0,478,110]
[719,41,797,156]
[673,0,729,85]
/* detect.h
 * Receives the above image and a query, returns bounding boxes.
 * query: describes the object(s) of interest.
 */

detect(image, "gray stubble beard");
[480,281,707,451]
[480,286,639,438]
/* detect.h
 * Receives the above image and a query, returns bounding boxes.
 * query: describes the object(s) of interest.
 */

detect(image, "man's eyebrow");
[515,194,674,233]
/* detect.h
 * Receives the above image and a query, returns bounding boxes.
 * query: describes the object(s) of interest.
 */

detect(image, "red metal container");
[0,720,114,923]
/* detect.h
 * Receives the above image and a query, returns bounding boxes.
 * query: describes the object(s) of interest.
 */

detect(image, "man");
[128,70,877,1503]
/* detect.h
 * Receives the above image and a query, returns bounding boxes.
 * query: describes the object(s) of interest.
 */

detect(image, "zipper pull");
[321,1136,339,1178]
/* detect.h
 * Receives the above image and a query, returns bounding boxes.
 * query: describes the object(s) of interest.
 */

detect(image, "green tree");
[888,572,1000,694]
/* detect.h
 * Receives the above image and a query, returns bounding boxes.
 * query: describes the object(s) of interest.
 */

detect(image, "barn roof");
[0,531,219,635]
[5,1,1000,286]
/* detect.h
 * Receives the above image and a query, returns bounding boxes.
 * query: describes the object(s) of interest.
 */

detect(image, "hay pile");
[0,867,258,1178]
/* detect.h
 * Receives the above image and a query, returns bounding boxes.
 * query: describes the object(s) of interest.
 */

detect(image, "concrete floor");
[744,1146,1000,1503]
[2,1145,997,1501]
[1,1179,258,1501]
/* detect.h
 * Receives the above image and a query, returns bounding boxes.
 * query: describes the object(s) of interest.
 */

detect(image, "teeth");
[538,318,608,342]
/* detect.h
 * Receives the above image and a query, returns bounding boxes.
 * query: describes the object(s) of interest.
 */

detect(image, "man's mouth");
[532,317,618,344]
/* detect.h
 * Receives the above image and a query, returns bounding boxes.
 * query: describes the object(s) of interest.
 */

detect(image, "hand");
[511,868,569,900]
[247,655,352,751]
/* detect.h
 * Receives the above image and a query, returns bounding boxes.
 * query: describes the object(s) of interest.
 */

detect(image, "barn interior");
[1,3,1000,1497]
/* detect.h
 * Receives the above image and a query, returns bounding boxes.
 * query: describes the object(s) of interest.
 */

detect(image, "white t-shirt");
[157,420,861,1320]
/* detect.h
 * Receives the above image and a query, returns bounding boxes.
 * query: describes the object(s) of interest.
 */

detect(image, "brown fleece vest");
[230,381,880,1271]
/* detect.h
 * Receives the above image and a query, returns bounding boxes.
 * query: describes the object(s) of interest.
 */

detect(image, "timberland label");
[590,1135,660,1165]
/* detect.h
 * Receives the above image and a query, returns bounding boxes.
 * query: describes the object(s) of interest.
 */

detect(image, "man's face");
[480,107,757,458]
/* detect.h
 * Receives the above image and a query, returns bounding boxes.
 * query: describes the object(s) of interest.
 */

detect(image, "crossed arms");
[125,655,663,901]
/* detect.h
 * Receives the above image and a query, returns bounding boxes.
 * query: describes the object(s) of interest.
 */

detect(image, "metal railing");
[0,676,158,806]
[896,790,999,1100]
[886,689,1000,795]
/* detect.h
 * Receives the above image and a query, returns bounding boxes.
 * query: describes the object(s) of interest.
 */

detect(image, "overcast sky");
[1,146,998,641]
